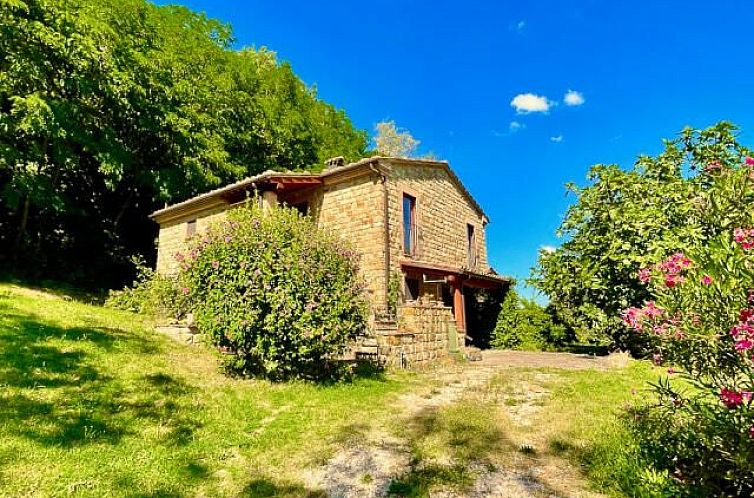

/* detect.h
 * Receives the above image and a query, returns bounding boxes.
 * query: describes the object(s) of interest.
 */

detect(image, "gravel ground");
[304,350,624,498]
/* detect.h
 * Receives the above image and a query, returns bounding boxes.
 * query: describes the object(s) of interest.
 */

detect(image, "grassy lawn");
[388,363,660,497]
[0,282,663,498]
[0,283,415,497]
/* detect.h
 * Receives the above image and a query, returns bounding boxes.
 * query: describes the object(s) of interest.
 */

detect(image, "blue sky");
[161,0,754,296]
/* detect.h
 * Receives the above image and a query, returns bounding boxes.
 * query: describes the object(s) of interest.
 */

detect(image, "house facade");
[151,156,509,366]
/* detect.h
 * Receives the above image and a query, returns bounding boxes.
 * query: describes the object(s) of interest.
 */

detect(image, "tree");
[532,122,753,349]
[373,120,420,157]
[492,289,570,350]
[0,0,368,287]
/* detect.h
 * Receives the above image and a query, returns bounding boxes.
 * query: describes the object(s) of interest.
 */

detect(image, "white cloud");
[516,20,525,30]
[509,120,525,132]
[563,89,585,106]
[540,245,557,254]
[510,93,551,114]
[550,135,563,143]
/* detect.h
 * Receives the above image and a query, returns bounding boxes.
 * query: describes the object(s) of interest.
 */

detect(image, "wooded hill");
[0,0,369,287]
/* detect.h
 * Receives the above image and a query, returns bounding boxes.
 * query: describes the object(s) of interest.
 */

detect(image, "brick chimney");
[324,156,345,169]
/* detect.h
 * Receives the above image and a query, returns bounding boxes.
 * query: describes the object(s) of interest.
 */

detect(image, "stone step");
[465,346,483,361]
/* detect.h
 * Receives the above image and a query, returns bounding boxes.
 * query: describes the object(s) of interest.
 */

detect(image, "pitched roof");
[151,156,488,223]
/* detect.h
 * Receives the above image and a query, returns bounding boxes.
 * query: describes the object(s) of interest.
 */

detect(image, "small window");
[186,219,197,238]
[467,224,476,268]
[403,194,416,255]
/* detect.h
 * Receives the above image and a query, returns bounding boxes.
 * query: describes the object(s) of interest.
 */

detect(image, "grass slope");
[0,284,412,497]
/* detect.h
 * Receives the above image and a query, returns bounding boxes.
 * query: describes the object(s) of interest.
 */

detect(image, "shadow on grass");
[387,405,509,497]
[388,404,576,498]
[0,274,107,305]
[241,478,326,498]
[0,306,200,450]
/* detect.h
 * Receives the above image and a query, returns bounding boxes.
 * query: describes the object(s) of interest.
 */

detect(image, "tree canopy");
[532,122,754,348]
[0,0,368,287]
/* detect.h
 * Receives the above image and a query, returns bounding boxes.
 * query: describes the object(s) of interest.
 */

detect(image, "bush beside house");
[178,203,368,380]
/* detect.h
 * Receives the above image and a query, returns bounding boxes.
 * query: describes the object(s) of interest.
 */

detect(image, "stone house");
[151,156,509,366]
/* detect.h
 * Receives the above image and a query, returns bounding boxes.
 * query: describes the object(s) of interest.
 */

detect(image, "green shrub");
[179,202,368,380]
[105,256,186,319]
[622,152,754,495]
[492,290,570,350]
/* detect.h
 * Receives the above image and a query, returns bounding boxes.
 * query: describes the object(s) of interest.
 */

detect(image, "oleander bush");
[622,153,754,495]
[178,202,368,380]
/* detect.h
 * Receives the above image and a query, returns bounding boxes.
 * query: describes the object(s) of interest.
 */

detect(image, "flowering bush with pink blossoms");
[624,153,754,495]
[178,202,368,380]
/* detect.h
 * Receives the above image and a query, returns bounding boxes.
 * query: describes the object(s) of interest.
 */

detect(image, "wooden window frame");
[402,192,417,256]
[186,219,197,238]
[467,223,476,268]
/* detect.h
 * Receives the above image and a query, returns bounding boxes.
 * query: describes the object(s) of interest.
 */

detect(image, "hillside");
[0,283,408,497]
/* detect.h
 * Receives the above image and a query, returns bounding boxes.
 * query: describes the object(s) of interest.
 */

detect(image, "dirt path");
[304,351,626,498]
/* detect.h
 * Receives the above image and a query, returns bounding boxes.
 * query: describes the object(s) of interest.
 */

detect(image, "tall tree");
[532,122,752,348]
[0,0,368,287]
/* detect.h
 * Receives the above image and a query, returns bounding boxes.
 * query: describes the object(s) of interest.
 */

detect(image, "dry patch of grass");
[387,362,657,498]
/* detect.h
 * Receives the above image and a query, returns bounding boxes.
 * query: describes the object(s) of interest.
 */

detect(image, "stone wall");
[386,161,489,280]
[316,172,388,310]
[155,205,230,275]
[376,300,460,368]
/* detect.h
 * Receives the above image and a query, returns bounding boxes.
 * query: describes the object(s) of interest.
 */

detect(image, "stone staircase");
[155,320,204,345]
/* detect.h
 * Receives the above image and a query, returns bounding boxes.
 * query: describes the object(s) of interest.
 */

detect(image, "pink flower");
[735,338,754,351]
[664,274,685,288]
[705,161,722,172]
[644,301,665,318]
[653,324,669,336]
[745,156,754,167]
[701,274,713,286]
[637,268,652,283]
[652,353,663,366]
[224,236,232,243]
[212,260,220,269]
[734,228,754,250]
[622,307,645,330]
[749,425,754,439]
[174,252,185,262]
[667,367,676,375]
[720,388,746,408]
[181,287,189,295]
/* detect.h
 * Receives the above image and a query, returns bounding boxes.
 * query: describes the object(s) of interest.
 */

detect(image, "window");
[186,219,197,238]
[467,224,476,268]
[403,193,416,255]
[404,276,420,301]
